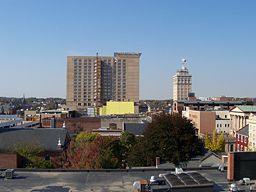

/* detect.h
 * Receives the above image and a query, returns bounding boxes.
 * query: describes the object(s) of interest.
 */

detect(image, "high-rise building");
[172,59,192,101]
[66,52,141,111]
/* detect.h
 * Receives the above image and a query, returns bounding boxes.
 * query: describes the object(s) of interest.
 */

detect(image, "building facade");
[66,52,141,111]
[215,111,231,134]
[248,114,256,151]
[99,101,136,115]
[172,59,192,101]
[182,108,231,136]
[229,106,256,136]
[235,125,248,151]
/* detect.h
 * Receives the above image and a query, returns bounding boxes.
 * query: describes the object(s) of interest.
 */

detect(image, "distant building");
[0,115,23,128]
[99,101,137,115]
[229,105,256,136]
[173,100,246,114]
[100,114,148,130]
[247,114,256,151]
[172,59,192,101]
[215,111,231,134]
[235,124,248,151]
[0,127,70,168]
[66,52,141,113]
[182,107,231,136]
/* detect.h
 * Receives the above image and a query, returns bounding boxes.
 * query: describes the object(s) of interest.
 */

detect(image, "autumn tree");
[65,136,123,169]
[128,113,202,167]
[204,131,225,152]
[75,132,99,143]
[65,140,101,169]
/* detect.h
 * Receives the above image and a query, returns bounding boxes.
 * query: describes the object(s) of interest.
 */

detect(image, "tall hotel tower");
[172,59,192,101]
[66,52,141,111]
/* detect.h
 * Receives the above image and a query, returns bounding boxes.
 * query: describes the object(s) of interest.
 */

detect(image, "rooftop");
[0,169,227,192]
[0,128,69,151]
[237,125,249,136]
[237,105,256,112]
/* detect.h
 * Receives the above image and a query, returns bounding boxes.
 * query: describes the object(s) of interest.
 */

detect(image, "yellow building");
[99,101,135,115]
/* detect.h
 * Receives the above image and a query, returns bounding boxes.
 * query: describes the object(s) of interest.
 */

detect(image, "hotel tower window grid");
[67,53,141,110]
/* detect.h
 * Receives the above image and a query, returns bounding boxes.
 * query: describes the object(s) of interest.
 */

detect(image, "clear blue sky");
[0,0,256,99]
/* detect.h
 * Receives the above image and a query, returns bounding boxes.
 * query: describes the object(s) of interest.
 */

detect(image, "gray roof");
[0,128,69,152]
[200,151,221,162]
[0,169,228,192]
[237,125,249,136]
[124,123,147,135]
[158,160,201,169]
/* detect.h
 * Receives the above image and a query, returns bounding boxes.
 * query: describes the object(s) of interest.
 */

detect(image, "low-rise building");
[99,101,137,115]
[173,100,245,114]
[0,127,70,168]
[230,105,256,136]
[235,125,248,151]
[248,114,256,151]
[182,108,230,136]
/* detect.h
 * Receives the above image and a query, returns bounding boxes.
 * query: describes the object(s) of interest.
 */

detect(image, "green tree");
[97,137,122,169]
[75,132,99,143]
[14,144,53,168]
[129,113,202,167]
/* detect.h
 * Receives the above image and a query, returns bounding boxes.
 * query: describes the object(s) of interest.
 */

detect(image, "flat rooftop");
[0,169,228,192]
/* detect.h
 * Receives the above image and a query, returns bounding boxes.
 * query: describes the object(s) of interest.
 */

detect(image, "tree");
[66,140,101,169]
[128,113,202,167]
[14,144,53,168]
[65,136,123,169]
[217,132,225,151]
[75,132,99,143]
[96,137,122,169]
[204,133,211,149]
[120,132,136,166]
[204,131,225,152]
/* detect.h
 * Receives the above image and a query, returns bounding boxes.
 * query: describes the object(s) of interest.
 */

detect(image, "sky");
[0,0,256,99]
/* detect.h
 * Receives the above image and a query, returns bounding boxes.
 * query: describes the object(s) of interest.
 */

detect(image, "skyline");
[1,0,256,99]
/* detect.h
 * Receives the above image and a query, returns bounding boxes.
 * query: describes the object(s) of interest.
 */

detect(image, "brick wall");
[0,153,19,168]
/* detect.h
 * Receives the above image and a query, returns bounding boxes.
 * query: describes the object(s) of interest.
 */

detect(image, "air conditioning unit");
[5,169,14,179]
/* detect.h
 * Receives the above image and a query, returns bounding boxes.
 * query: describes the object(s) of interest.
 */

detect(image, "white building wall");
[215,111,231,134]
[248,114,256,151]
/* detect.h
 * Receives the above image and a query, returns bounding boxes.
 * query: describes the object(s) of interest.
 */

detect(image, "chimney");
[156,157,160,168]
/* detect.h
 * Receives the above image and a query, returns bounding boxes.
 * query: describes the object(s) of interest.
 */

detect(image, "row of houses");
[181,104,256,152]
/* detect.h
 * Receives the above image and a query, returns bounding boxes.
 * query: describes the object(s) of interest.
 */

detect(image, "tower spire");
[181,58,187,70]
